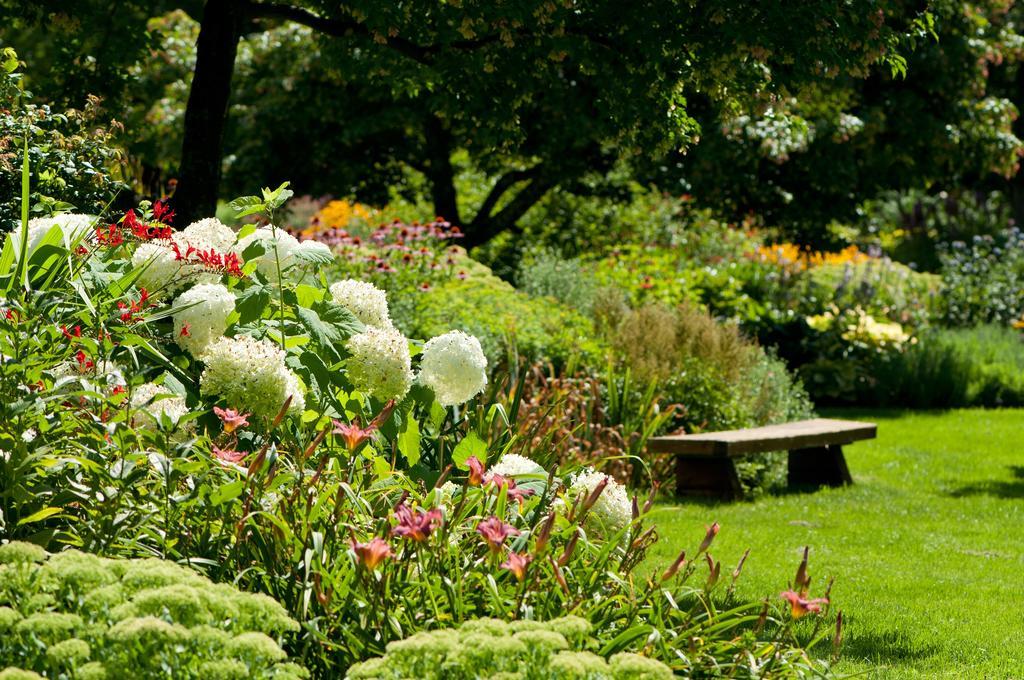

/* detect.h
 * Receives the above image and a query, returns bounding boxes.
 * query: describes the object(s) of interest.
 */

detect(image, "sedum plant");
[0,542,307,679]
[345,617,673,680]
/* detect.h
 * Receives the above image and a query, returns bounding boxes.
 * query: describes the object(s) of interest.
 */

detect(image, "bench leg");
[787,445,853,488]
[676,456,743,500]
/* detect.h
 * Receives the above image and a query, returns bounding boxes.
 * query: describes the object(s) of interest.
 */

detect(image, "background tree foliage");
[1,0,929,243]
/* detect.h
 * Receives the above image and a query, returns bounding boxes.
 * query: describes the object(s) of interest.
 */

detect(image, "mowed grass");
[646,409,1024,678]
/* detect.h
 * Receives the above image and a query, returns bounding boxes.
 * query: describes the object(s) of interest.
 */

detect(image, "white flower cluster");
[132,217,237,293]
[172,283,236,357]
[345,326,413,401]
[564,468,633,536]
[329,279,392,328]
[131,382,189,430]
[200,335,305,418]
[235,227,299,281]
[182,217,238,252]
[10,214,94,257]
[489,453,545,478]
[418,331,488,407]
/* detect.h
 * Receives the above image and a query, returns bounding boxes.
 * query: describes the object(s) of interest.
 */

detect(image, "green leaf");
[295,306,343,361]
[229,195,265,219]
[17,506,62,525]
[398,415,420,466]
[313,300,365,338]
[235,283,272,324]
[209,480,246,506]
[451,431,487,470]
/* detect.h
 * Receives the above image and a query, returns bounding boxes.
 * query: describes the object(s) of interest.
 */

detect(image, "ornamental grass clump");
[0,543,307,679]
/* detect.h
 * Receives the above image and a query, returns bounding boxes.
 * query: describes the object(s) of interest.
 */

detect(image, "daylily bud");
[642,483,659,515]
[631,495,640,520]
[660,549,687,582]
[794,546,810,594]
[705,553,721,589]
[697,521,719,554]
[534,512,556,554]
[557,529,580,567]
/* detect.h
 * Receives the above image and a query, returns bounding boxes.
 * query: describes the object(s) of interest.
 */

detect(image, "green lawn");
[647,409,1024,679]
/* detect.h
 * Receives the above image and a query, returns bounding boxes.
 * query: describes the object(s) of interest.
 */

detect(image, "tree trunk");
[422,116,462,226]
[173,0,243,226]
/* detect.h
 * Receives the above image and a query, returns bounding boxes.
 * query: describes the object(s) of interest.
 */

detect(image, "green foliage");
[873,325,1024,408]
[408,275,604,370]
[0,49,127,229]
[0,544,306,679]
[345,617,673,679]
[939,227,1024,326]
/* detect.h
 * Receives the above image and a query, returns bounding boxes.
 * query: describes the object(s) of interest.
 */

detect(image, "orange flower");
[780,590,829,618]
[213,406,249,434]
[501,552,533,581]
[351,538,392,570]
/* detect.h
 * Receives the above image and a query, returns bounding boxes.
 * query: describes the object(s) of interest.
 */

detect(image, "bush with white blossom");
[345,327,414,401]
[172,283,235,357]
[329,279,393,328]
[130,382,189,429]
[563,467,633,536]
[417,330,488,407]
[182,217,237,252]
[200,335,305,418]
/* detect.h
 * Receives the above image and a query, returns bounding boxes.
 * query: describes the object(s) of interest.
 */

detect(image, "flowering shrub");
[939,227,1024,326]
[753,243,871,273]
[0,543,307,679]
[345,617,673,679]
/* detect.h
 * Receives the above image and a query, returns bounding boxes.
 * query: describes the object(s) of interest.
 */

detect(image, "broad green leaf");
[398,415,420,466]
[451,431,487,469]
[235,283,272,324]
[295,306,343,361]
[209,479,246,506]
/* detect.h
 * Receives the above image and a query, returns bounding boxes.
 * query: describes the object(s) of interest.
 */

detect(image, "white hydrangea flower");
[329,279,392,328]
[21,428,37,443]
[345,326,413,401]
[173,283,235,357]
[489,453,545,479]
[131,382,189,430]
[418,331,488,407]
[132,242,183,291]
[282,369,306,415]
[235,226,300,281]
[564,467,632,536]
[10,214,94,256]
[200,335,304,418]
[182,217,237,252]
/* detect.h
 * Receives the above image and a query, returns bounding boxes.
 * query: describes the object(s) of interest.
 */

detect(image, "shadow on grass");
[946,465,1024,499]
[842,628,938,664]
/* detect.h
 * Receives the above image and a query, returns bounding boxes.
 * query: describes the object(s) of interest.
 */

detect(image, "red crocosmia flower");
[180,322,192,337]
[117,289,150,324]
[95,223,123,247]
[780,591,829,619]
[477,516,520,553]
[351,538,392,570]
[501,552,533,581]
[213,406,250,434]
[212,446,247,465]
[61,324,82,340]
[75,245,88,255]
[466,456,485,485]
[391,503,442,542]
[75,349,94,371]
[111,385,126,396]
[152,200,176,225]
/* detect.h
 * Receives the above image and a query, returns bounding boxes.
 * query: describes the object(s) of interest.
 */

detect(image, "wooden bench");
[647,418,877,499]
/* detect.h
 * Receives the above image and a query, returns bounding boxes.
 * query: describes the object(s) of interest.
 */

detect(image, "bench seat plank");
[648,418,877,458]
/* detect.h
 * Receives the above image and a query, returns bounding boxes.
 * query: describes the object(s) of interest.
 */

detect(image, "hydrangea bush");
[0,542,307,679]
